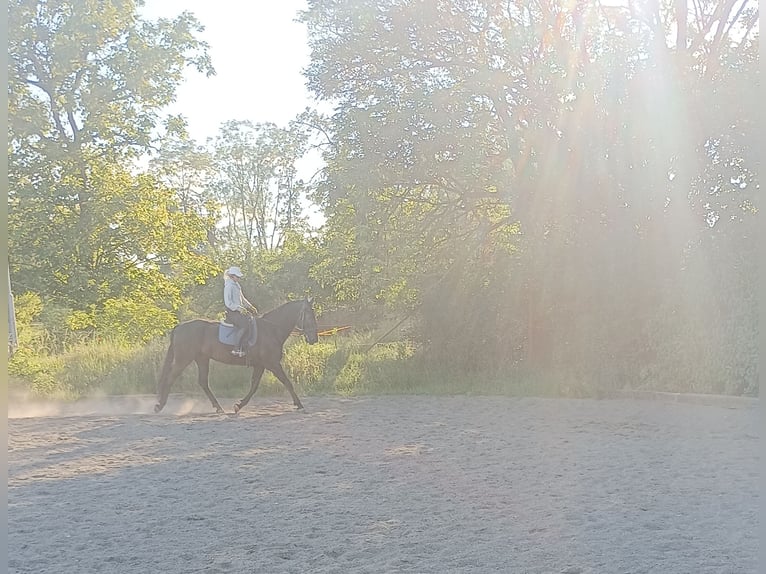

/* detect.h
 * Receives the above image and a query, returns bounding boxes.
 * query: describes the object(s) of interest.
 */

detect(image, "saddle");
[218,318,258,348]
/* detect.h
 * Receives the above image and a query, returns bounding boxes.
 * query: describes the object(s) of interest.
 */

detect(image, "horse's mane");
[261,299,304,321]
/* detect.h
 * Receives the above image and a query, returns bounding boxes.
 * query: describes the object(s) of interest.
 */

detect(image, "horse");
[154,298,319,415]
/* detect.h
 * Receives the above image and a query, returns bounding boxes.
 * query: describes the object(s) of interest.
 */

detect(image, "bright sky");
[140,0,315,145]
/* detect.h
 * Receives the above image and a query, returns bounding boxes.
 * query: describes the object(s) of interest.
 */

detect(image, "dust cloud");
[7,393,215,419]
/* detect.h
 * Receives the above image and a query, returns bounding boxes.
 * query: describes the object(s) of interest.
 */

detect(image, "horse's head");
[298,298,319,345]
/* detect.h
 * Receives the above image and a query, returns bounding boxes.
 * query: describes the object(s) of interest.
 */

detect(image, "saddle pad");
[218,320,258,347]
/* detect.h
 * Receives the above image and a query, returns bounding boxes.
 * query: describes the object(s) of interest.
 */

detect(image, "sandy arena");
[8,394,759,573]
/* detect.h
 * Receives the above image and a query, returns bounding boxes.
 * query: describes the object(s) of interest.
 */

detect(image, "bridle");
[294,300,315,340]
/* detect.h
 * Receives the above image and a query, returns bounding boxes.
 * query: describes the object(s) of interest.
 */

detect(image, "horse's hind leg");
[195,358,225,414]
[233,365,265,414]
[269,363,304,410]
[155,358,193,413]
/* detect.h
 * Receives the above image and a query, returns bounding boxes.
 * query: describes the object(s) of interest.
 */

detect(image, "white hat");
[226,266,244,277]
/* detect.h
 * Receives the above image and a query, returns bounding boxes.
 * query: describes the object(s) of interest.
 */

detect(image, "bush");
[283,340,337,392]
[9,302,757,401]
[9,348,65,397]
[68,294,176,344]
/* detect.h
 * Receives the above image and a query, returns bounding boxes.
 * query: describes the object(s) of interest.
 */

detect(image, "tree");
[209,119,314,263]
[8,0,218,317]
[8,0,213,158]
[301,1,521,310]
[300,0,759,390]
[150,116,216,217]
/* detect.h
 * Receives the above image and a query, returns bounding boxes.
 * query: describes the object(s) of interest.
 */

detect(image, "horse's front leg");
[195,358,225,414]
[233,365,265,414]
[269,363,304,410]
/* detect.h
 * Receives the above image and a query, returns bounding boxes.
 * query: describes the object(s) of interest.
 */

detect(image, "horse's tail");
[154,327,177,413]
[157,327,177,389]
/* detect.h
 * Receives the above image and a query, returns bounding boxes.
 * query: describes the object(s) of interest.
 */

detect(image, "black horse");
[154,299,318,414]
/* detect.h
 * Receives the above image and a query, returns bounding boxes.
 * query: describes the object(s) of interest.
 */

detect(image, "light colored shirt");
[223,276,253,312]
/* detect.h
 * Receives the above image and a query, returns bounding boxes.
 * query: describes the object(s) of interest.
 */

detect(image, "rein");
[294,302,307,333]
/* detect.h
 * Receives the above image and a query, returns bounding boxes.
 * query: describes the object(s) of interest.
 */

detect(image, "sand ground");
[8,394,759,573]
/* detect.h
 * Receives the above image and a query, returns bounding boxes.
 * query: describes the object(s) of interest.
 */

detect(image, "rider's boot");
[231,326,248,356]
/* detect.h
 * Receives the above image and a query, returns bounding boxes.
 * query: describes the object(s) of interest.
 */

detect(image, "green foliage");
[209,119,316,256]
[10,292,67,357]
[96,339,174,396]
[10,339,154,399]
[330,340,417,395]
[9,291,135,397]
[8,0,213,158]
[300,0,759,394]
[8,0,219,349]
[12,291,43,326]
[245,231,328,310]
[69,295,177,344]
[334,352,365,395]
[9,350,64,397]
[10,322,757,402]
[283,340,337,392]
[7,0,758,401]
[10,154,219,311]
[150,116,217,216]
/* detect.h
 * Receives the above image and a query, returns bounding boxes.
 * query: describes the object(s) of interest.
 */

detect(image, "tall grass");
[9,326,758,402]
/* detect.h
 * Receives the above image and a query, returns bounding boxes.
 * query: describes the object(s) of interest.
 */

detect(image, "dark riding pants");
[225,309,251,349]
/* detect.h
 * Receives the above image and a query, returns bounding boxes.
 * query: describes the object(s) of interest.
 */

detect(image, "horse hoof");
[154,404,163,413]
[233,404,241,414]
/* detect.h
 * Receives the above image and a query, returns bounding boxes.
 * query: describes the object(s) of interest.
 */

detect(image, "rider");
[223,266,258,356]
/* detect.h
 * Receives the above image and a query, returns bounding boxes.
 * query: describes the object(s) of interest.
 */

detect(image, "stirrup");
[231,348,246,357]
